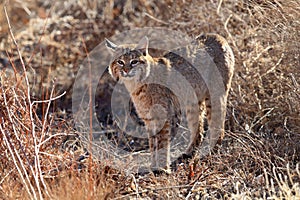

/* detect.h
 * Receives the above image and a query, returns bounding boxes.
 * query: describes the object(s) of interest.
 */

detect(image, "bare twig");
[0,123,36,200]
[4,2,49,199]
[80,34,94,200]
[144,12,169,25]
[217,0,223,15]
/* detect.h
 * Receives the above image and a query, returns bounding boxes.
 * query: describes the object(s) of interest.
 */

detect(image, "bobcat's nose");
[121,67,130,77]
[122,65,132,74]
[123,68,130,73]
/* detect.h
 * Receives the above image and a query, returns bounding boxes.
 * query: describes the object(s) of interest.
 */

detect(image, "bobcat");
[105,34,234,173]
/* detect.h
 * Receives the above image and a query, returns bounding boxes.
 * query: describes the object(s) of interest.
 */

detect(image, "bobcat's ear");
[105,38,118,53]
[136,36,149,55]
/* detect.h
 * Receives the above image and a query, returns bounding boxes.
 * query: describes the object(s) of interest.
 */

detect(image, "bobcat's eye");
[130,59,139,66]
[117,60,125,66]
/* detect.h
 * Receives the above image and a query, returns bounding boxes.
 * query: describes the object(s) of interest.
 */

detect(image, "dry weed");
[0,0,299,199]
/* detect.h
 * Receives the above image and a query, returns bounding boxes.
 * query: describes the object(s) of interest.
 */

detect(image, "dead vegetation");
[0,0,299,199]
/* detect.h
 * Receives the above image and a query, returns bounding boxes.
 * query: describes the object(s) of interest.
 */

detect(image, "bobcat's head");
[105,37,152,82]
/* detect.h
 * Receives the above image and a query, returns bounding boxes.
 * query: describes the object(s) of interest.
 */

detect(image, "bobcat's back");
[164,34,234,95]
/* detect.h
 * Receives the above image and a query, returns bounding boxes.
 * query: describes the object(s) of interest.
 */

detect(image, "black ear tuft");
[135,36,149,55]
[105,38,118,52]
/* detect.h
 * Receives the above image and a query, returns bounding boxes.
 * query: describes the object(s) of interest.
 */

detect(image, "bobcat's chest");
[130,84,154,117]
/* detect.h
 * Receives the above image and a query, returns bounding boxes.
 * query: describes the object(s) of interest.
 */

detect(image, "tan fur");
[105,34,234,173]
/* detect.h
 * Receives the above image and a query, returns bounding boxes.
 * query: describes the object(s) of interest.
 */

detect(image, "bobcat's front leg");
[148,121,171,174]
[142,104,171,174]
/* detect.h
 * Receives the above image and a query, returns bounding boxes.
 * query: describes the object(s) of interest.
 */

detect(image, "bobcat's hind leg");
[185,101,205,157]
[201,93,227,157]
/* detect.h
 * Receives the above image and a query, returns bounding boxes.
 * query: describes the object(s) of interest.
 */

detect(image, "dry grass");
[0,0,299,199]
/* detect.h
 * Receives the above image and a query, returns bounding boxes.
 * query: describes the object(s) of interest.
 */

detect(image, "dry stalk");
[0,121,36,200]
[2,2,68,199]
[4,3,45,199]
[80,34,94,200]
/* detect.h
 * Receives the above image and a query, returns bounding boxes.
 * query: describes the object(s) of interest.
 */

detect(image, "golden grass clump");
[0,66,115,199]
